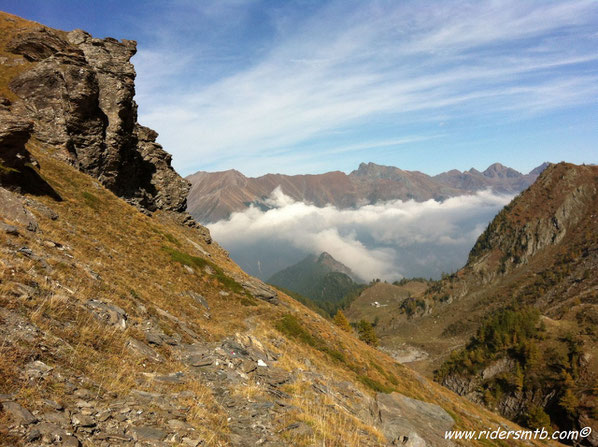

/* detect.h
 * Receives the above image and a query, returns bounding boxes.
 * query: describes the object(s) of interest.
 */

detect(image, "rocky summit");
[1,17,189,214]
[0,11,551,447]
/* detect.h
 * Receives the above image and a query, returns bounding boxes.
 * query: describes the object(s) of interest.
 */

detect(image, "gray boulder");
[1,401,37,425]
[0,187,38,231]
[375,393,454,446]
[86,299,127,329]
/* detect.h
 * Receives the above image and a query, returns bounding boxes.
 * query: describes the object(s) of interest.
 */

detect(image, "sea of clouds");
[208,187,513,282]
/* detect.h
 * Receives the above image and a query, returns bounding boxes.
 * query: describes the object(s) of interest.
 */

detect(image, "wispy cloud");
[133,0,598,175]
[209,188,513,281]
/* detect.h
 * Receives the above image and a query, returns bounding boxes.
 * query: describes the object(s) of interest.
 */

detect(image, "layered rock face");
[0,96,62,198]
[466,163,597,279]
[5,26,188,213]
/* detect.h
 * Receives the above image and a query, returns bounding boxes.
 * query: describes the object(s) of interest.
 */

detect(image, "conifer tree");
[357,319,379,346]
[333,310,352,332]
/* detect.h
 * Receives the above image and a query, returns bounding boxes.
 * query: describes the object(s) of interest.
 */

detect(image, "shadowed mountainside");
[268,252,364,316]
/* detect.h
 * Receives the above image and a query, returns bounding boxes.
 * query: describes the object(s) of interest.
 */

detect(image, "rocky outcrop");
[135,125,189,212]
[0,187,38,232]
[0,98,32,163]
[0,96,63,199]
[467,163,597,279]
[6,26,189,213]
[440,357,515,402]
[375,392,454,446]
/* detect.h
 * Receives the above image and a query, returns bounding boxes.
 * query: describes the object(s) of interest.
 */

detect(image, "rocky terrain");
[186,161,547,223]
[0,10,545,447]
[346,162,598,441]
[1,14,189,215]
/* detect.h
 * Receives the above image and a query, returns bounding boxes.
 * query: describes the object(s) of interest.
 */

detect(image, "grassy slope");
[0,138,554,445]
[0,12,37,100]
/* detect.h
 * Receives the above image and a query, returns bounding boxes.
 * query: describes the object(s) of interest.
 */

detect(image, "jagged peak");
[2,19,189,215]
[317,251,337,263]
[350,161,407,180]
[528,162,550,176]
[482,163,522,178]
[316,251,356,277]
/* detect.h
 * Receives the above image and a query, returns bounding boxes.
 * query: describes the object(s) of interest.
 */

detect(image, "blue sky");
[2,0,597,177]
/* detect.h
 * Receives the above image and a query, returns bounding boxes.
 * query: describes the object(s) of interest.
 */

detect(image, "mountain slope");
[347,162,598,438]
[431,163,598,436]
[0,10,542,447]
[268,252,364,315]
[187,162,547,223]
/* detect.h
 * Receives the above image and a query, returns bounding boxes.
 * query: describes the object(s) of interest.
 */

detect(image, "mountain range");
[187,161,549,223]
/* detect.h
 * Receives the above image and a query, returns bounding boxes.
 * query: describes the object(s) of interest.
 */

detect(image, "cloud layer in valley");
[208,188,513,281]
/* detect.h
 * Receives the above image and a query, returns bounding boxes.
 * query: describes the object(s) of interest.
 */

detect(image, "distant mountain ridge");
[187,162,548,223]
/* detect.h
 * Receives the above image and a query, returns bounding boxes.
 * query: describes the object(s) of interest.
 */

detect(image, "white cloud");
[208,188,513,281]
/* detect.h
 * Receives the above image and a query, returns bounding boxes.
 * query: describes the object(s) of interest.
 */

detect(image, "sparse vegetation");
[400,297,426,317]
[81,191,101,209]
[162,246,246,294]
[275,314,399,394]
[356,319,378,346]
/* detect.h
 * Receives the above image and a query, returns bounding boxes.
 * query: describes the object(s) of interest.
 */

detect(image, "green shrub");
[240,297,258,306]
[525,406,552,431]
[275,314,319,348]
[400,297,426,317]
[357,320,378,346]
[275,315,347,365]
[371,361,399,385]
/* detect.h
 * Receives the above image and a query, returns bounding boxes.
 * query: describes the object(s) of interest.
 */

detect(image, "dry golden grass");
[171,378,230,447]
[0,11,36,100]
[0,139,562,446]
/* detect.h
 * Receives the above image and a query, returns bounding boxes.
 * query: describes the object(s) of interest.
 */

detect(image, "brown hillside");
[348,162,598,439]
